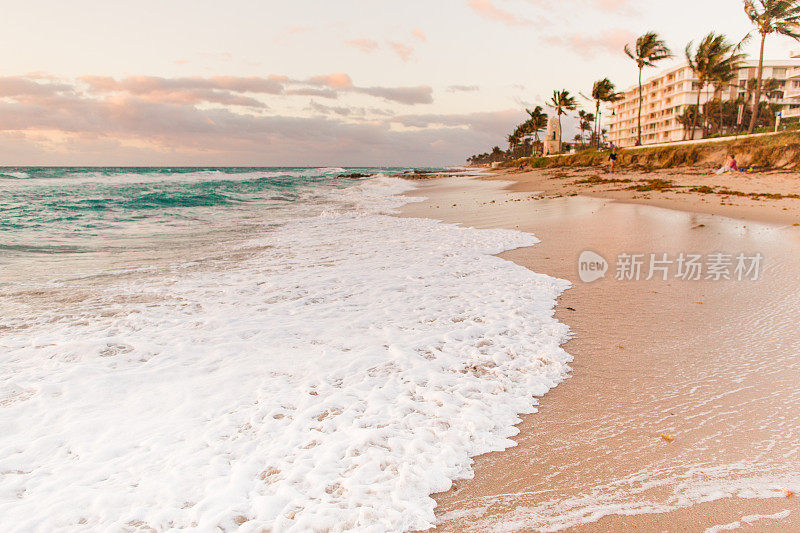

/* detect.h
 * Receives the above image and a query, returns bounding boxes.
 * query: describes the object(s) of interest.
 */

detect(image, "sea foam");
[0,176,572,531]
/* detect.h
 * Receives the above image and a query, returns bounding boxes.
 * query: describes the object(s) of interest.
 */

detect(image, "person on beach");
[609,148,618,173]
[715,154,739,175]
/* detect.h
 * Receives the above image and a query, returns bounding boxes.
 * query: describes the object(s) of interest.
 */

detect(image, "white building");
[607,56,800,147]
[784,51,800,118]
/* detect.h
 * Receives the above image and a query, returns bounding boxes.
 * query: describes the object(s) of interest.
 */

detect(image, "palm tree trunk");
[557,112,562,149]
[690,84,702,140]
[748,33,767,134]
[719,95,724,135]
[595,101,601,148]
[637,67,643,145]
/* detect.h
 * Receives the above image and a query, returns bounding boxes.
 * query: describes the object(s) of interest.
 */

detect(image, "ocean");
[0,167,572,532]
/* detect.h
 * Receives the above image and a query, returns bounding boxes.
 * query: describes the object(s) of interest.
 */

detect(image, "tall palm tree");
[624,32,672,145]
[685,33,745,140]
[548,89,578,139]
[743,0,800,133]
[524,106,548,143]
[590,78,623,147]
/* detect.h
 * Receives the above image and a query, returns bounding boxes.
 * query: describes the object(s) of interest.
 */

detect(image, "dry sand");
[490,165,800,227]
[400,170,800,532]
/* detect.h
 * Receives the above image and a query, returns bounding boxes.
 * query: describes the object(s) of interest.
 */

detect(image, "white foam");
[705,510,792,533]
[0,177,572,531]
[0,171,30,179]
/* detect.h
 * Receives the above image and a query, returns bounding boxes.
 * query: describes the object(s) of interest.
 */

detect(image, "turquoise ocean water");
[0,166,421,283]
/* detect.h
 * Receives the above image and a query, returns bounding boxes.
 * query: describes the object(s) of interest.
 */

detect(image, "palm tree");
[743,0,800,133]
[760,77,782,100]
[506,132,520,157]
[590,78,623,147]
[624,32,672,145]
[710,50,746,134]
[524,106,548,143]
[677,106,700,140]
[548,89,578,138]
[577,110,595,146]
[685,33,744,139]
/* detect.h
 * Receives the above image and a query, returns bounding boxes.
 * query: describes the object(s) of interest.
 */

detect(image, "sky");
[1,0,799,166]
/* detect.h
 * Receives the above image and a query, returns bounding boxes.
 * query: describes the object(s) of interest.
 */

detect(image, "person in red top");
[715,154,739,174]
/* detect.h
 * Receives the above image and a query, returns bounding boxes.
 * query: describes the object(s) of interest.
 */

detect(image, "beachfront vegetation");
[500,131,800,171]
[467,0,800,166]
[742,0,800,133]
[549,90,578,137]
[624,32,673,145]
[590,78,623,147]
[525,106,548,143]
[577,110,596,146]
[685,33,746,139]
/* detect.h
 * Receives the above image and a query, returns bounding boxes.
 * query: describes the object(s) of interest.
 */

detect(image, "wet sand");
[400,176,800,532]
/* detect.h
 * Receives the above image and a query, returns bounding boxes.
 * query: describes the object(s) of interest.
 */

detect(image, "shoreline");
[399,170,800,531]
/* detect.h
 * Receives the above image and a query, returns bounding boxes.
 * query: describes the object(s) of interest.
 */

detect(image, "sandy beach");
[400,168,800,532]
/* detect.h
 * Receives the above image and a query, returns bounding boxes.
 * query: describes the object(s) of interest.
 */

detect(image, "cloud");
[285,87,339,99]
[0,77,75,98]
[526,0,637,14]
[412,29,427,42]
[79,75,284,108]
[0,95,515,165]
[357,86,432,105]
[0,75,455,165]
[543,28,637,57]
[345,38,380,54]
[387,41,414,62]
[590,0,638,14]
[307,73,354,88]
[309,101,356,117]
[447,85,479,92]
[389,109,521,133]
[72,73,427,106]
[468,0,532,26]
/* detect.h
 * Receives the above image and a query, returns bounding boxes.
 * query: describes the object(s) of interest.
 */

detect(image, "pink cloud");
[0,97,520,165]
[307,73,353,88]
[543,28,636,56]
[526,0,637,15]
[0,73,437,166]
[591,0,637,13]
[387,42,414,62]
[345,38,380,54]
[468,0,532,26]
[412,29,427,42]
[75,73,431,106]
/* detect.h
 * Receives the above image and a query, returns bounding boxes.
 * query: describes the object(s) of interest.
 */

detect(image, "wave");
[0,171,30,179]
[0,175,572,531]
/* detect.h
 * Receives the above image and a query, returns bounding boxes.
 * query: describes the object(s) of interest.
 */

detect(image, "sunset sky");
[2,0,799,166]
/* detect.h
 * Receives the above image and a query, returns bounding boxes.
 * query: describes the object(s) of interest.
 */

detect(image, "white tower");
[543,116,561,156]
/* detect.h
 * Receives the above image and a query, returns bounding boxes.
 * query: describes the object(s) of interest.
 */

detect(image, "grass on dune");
[503,132,800,171]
